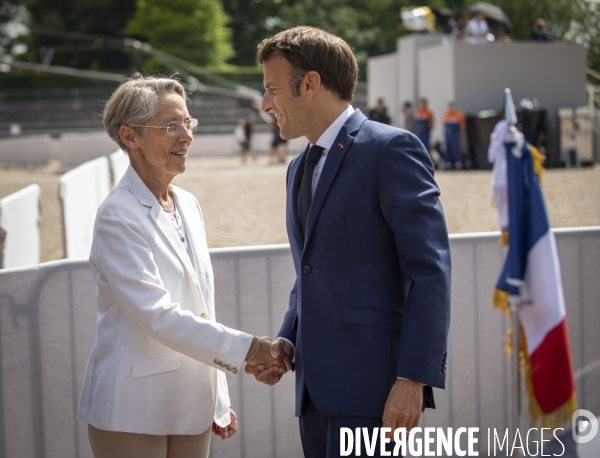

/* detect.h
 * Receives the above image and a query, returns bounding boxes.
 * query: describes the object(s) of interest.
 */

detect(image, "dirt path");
[1,156,599,263]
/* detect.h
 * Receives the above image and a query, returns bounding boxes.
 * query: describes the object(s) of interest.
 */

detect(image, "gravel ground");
[1,156,599,263]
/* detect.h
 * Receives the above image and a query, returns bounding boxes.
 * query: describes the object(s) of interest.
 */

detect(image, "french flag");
[489,121,576,426]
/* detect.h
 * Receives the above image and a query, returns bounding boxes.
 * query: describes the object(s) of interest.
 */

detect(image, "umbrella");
[429,5,455,19]
[429,6,456,34]
[468,2,513,30]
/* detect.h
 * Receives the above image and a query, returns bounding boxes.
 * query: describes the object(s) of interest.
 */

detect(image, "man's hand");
[245,337,294,385]
[382,379,424,436]
[212,408,238,440]
[245,336,285,369]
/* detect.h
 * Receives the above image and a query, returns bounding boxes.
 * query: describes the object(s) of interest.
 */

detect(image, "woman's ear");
[119,125,142,151]
[302,71,321,99]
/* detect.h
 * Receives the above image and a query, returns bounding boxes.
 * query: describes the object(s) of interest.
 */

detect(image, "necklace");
[161,191,175,213]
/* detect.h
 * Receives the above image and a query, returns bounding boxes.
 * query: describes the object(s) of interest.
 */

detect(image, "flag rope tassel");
[529,145,545,187]
[493,288,577,427]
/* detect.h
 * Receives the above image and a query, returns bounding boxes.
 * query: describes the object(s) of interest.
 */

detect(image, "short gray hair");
[103,73,186,154]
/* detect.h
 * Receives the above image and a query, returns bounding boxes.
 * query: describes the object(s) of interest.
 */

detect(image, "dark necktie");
[298,144,325,235]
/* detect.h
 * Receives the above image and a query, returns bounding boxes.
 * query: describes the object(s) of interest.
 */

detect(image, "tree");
[0,1,29,65]
[126,0,233,68]
[24,0,137,69]
[221,0,290,66]
[564,0,600,74]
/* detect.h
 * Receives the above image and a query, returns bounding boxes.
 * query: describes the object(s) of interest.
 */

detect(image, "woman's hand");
[212,408,238,440]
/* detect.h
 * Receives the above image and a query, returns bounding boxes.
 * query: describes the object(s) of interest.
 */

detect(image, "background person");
[466,12,490,43]
[530,18,551,41]
[269,115,288,164]
[248,26,451,457]
[77,74,287,458]
[401,101,415,133]
[234,118,247,155]
[442,101,466,169]
[414,97,434,155]
[368,97,391,125]
[242,112,256,163]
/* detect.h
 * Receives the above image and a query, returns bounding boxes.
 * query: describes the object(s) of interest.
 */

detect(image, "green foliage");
[0,1,30,62]
[24,0,137,69]
[470,0,585,41]
[221,0,289,66]
[126,0,233,68]
[564,0,600,75]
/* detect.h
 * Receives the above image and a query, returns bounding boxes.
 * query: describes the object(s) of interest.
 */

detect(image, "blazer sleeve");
[91,201,253,375]
[377,131,451,389]
[277,279,298,345]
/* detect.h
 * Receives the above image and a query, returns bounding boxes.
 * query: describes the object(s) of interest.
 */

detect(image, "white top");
[466,18,489,43]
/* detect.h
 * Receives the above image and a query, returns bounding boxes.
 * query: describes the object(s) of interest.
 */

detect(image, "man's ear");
[301,71,321,99]
[119,125,142,151]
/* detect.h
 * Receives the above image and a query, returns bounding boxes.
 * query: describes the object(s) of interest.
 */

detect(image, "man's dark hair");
[257,26,358,102]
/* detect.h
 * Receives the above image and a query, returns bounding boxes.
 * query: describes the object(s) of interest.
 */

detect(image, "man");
[466,12,490,43]
[413,97,434,155]
[247,26,450,457]
[368,97,391,125]
[401,101,415,133]
[442,101,466,169]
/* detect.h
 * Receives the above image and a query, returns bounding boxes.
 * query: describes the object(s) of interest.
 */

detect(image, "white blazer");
[78,166,253,435]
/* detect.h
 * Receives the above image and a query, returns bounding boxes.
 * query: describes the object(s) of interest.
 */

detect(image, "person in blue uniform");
[442,101,465,169]
[413,98,434,154]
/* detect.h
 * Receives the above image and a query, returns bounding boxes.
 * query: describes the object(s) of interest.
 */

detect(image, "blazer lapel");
[303,110,367,247]
[290,143,309,250]
[172,190,213,316]
[122,167,205,309]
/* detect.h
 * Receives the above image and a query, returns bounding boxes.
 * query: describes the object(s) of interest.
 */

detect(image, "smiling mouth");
[170,150,187,157]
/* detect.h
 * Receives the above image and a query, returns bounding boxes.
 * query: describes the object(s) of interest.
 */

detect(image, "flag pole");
[504,87,525,455]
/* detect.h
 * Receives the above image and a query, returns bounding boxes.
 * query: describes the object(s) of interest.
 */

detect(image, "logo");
[572,409,598,444]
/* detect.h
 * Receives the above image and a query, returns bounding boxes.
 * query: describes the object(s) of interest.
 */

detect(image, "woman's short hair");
[257,26,358,102]
[103,73,186,153]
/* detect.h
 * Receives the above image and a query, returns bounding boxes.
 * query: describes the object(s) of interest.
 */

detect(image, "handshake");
[244,336,294,385]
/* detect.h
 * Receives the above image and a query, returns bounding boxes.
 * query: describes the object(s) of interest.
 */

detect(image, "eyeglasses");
[130,118,198,135]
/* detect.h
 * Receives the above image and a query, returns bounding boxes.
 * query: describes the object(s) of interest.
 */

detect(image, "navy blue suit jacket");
[278,109,451,418]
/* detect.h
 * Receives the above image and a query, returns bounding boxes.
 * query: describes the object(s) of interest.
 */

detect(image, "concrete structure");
[368,35,588,166]
[367,35,444,127]
[367,53,398,123]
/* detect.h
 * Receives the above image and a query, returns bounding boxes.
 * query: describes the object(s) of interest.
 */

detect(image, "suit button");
[303,265,312,274]
[201,313,209,319]
[226,364,233,370]
[232,368,238,374]
[220,362,227,367]
[214,359,221,365]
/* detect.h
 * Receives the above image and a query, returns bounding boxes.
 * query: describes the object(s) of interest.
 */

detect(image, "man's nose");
[261,94,272,113]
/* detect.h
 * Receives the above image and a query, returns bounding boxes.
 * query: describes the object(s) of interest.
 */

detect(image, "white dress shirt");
[310,105,355,196]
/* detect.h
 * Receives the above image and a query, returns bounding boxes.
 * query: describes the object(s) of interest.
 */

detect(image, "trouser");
[87,424,212,458]
[299,388,401,458]
[445,133,459,164]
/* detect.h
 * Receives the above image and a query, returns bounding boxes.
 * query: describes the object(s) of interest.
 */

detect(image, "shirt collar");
[313,105,355,151]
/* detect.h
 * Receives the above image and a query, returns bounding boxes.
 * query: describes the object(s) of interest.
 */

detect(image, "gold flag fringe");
[530,145,545,187]
[492,288,577,428]
[498,231,509,247]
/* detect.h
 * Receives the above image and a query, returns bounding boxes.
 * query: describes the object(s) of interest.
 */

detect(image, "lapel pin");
[338,143,344,148]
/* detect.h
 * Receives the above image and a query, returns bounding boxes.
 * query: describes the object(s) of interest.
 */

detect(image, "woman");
[77,74,284,458]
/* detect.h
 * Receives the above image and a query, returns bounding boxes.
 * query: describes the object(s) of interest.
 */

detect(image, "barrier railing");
[0,229,598,457]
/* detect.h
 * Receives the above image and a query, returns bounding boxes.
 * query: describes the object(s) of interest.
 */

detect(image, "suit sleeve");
[277,279,298,345]
[91,201,253,375]
[378,131,451,389]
